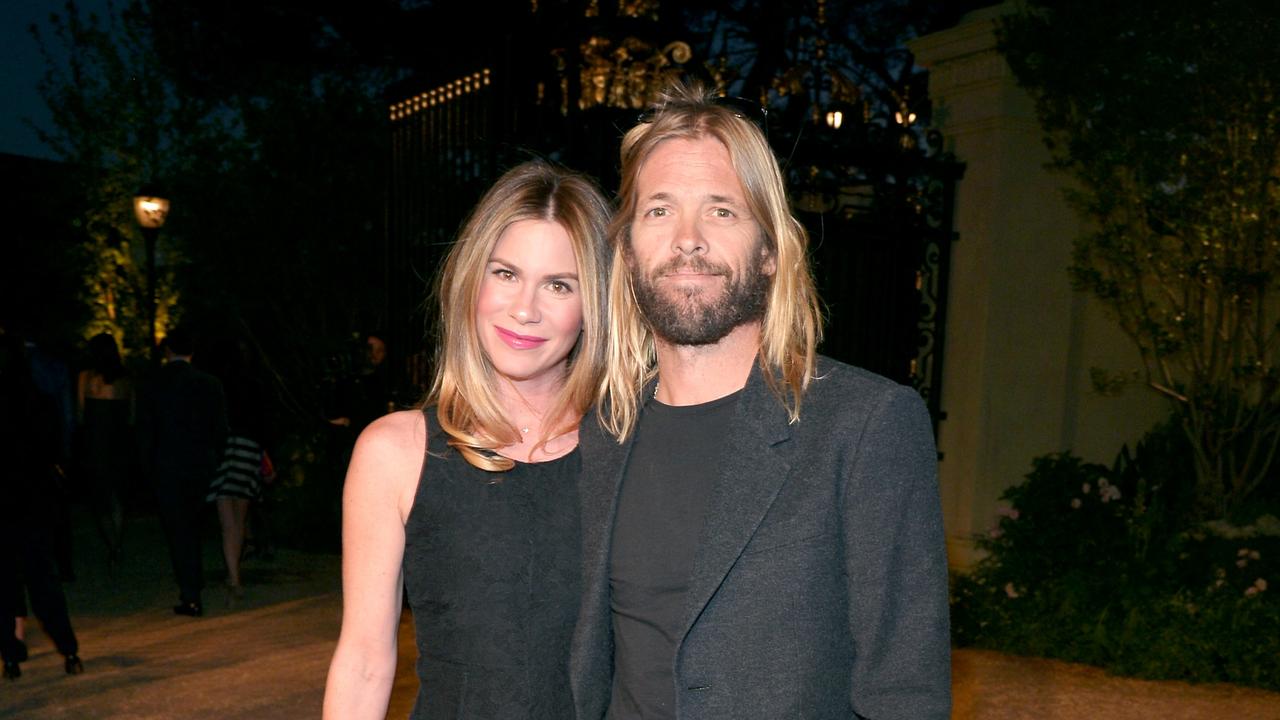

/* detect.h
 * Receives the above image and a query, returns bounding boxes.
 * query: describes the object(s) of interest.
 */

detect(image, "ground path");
[3,510,1278,719]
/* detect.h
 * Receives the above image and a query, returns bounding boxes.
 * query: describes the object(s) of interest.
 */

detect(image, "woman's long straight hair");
[425,160,611,471]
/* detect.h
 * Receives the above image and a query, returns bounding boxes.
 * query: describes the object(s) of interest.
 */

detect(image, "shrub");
[260,427,348,554]
[952,420,1280,689]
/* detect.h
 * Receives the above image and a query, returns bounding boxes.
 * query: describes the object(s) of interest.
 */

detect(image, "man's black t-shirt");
[607,390,740,720]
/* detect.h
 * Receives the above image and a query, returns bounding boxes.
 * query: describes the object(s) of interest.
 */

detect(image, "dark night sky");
[1,0,110,160]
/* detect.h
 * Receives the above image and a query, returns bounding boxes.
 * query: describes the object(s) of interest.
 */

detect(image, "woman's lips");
[495,326,547,349]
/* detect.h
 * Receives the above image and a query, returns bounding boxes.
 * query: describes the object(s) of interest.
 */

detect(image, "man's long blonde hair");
[427,160,611,471]
[600,80,823,440]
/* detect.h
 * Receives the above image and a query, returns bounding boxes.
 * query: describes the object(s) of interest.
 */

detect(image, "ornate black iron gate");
[384,69,499,391]
[796,160,961,426]
[384,64,961,428]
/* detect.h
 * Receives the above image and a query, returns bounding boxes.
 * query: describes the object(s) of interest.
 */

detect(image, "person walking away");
[136,327,227,617]
[75,332,135,571]
[0,334,83,679]
[205,337,272,602]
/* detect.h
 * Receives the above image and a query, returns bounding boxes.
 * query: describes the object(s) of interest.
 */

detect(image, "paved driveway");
[3,511,1277,719]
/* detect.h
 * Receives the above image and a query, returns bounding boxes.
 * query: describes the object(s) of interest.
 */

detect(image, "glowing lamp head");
[133,186,170,229]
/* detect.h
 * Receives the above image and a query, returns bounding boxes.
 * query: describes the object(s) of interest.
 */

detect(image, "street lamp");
[133,184,170,362]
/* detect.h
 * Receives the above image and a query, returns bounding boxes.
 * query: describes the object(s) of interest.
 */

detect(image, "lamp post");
[133,185,170,363]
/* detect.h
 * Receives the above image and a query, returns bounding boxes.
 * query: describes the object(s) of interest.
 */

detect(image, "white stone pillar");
[909,2,1166,569]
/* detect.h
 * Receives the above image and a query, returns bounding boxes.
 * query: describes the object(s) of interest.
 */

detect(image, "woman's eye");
[492,268,515,281]
[548,280,573,294]
[645,207,668,218]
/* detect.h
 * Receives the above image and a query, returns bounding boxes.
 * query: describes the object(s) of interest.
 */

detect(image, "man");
[570,80,951,719]
[326,332,395,434]
[137,327,226,616]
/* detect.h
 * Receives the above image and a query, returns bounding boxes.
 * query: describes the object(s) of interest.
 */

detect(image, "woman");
[204,338,271,600]
[75,332,134,569]
[323,160,610,719]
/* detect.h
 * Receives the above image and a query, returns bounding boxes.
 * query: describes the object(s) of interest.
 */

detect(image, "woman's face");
[475,219,584,389]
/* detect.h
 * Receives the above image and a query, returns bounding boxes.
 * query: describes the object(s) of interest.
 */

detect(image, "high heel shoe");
[64,654,84,675]
[225,581,245,608]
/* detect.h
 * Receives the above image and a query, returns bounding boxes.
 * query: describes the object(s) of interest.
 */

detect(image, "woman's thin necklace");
[510,385,542,441]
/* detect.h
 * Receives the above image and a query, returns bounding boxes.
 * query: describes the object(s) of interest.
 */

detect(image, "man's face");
[626,136,775,346]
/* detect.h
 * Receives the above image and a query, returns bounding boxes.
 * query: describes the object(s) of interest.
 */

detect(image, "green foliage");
[35,1,390,423]
[953,421,1280,688]
[997,1,1280,520]
[31,0,238,353]
[262,429,347,553]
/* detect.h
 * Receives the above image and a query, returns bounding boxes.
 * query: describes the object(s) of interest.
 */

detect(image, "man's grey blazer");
[569,356,951,719]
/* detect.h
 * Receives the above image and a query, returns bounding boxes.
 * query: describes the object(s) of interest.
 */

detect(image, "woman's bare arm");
[323,410,426,719]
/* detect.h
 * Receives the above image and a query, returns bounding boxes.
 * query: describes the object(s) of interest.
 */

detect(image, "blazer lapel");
[678,365,793,641]
[569,405,634,713]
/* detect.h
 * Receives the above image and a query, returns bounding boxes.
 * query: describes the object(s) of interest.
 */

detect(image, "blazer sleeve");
[841,385,951,720]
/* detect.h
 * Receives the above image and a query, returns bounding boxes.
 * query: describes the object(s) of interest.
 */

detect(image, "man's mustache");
[651,256,731,279]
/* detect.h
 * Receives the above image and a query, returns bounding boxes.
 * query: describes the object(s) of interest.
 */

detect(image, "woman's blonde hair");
[600,79,822,440]
[426,160,611,470]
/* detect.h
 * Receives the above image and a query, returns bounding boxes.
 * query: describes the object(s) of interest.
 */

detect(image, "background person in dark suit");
[570,80,951,719]
[136,327,227,617]
[0,333,83,679]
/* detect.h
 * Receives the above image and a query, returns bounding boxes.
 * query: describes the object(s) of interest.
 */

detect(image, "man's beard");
[627,244,773,346]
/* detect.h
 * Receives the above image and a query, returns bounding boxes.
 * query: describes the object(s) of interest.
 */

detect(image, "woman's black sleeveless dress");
[401,409,582,719]
[80,397,134,506]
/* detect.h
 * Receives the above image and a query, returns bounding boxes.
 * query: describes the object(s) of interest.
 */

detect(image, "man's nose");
[671,215,707,256]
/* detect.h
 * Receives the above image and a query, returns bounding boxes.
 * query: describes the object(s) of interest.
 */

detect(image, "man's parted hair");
[426,160,611,471]
[601,80,823,440]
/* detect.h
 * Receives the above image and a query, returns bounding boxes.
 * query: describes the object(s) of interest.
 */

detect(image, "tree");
[999,0,1280,519]
[36,0,394,424]
[32,0,235,355]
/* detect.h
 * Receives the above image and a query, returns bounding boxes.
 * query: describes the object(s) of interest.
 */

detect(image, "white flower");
[1249,550,1261,560]
[1071,498,1083,509]
[1238,548,1251,557]
[1082,483,1092,494]
[1004,582,1020,599]
[1100,484,1122,503]
[1237,558,1249,568]
[1245,586,1259,597]
[1256,578,1268,592]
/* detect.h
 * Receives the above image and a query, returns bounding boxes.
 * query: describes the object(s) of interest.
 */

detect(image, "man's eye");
[645,207,668,218]
[712,207,734,218]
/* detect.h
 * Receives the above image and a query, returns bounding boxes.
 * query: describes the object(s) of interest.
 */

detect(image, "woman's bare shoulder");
[348,410,429,515]
[355,410,428,462]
